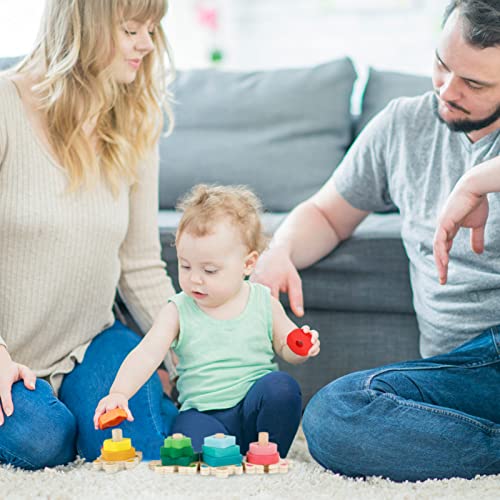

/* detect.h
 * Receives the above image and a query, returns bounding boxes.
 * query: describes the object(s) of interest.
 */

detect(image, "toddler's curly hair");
[176,184,268,254]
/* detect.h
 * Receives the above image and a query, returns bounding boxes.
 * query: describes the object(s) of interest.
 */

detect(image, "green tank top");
[169,282,278,412]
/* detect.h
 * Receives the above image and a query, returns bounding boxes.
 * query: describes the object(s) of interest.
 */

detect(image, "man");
[253,0,500,481]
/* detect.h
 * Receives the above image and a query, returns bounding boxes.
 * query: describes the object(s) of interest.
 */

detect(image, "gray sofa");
[0,55,432,406]
[157,59,432,405]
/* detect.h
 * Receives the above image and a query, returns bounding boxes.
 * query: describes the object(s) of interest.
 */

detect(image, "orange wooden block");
[98,408,128,430]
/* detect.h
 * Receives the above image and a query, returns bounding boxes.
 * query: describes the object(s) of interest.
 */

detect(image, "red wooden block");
[246,451,280,466]
[286,328,313,356]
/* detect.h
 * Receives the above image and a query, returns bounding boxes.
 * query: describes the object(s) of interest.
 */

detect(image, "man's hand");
[251,246,305,317]
[0,348,37,426]
[433,181,489,285]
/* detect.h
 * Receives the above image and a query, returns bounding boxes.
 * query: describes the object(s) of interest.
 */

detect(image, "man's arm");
[252,178,369,316]
[434,156,500,284]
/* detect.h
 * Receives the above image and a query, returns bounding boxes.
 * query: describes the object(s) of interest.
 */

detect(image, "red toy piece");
[286,328,313,356]
[98,408,128,430]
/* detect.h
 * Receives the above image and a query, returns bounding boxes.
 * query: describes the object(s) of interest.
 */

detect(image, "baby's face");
[176,221,253,310]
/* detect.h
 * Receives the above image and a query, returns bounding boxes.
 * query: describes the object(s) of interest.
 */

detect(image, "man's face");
[432,9,500,136]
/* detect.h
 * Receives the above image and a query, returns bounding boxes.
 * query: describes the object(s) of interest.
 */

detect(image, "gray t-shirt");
[333,91,500,357]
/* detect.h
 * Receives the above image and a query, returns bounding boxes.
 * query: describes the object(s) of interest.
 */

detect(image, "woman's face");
[110,19,156,83]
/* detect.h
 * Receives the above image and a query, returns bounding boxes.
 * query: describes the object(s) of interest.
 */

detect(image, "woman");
[0,0,178,469]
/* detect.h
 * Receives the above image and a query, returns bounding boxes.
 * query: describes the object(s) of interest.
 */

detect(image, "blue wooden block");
[203,434,236,449]
[202,444,240,458]
[203,453,242,467]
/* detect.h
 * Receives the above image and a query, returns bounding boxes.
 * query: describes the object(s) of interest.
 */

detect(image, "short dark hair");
[443,0,500,48]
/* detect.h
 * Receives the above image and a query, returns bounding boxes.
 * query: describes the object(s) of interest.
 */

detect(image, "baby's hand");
[301,325,320,358]
[93,393,133,430]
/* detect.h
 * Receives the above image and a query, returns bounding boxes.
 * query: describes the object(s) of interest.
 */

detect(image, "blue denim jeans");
[171,371,302,455]
[0,321,178,470]
[303,327,500,482]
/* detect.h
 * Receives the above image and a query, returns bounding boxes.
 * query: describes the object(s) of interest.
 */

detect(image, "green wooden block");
[202,444,240,458]
[164,435,192,449]
[161,453,198,466]
[160,445,195,459]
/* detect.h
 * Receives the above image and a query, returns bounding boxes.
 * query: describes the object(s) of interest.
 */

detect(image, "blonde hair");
[176,184,269,254]
[10,0,174,195]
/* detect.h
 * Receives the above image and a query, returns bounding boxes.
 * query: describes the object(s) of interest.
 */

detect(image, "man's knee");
[302,374,373,473]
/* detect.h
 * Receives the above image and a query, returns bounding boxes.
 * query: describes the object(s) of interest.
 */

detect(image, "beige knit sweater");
[0,77,176,394]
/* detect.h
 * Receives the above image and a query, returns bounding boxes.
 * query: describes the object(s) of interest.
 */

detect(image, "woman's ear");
[244,250,259,276]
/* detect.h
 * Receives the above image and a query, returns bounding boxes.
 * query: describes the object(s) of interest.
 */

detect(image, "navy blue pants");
[171,371,302,456]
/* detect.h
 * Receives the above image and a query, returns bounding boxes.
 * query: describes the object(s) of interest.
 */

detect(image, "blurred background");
[1,0,449,74]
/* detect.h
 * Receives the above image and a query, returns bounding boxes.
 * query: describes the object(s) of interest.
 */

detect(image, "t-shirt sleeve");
[332,101,397,213]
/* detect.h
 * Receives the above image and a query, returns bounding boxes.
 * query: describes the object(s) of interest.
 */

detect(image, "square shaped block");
[203,454,242,467]
[203,434,236,449]
[202,444,240,458]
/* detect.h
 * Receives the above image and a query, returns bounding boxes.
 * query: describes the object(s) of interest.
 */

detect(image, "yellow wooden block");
[101,447,136,461]
[103,437,132,452]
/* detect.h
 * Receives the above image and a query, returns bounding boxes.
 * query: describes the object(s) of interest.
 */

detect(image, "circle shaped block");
[286,328,313,356]
[103,437,132,452]
[248,441,278,456]
[246,451,280,466]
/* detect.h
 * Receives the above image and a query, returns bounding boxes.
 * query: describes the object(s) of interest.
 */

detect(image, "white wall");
[0,0,450,75]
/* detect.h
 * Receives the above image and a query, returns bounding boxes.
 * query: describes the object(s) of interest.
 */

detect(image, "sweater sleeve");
[118,146,177,375]
[0,83,7,348]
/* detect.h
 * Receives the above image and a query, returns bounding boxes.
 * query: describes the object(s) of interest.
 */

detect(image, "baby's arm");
[93,302,179,428]
[270,296,320,365]
[434,155,500,284]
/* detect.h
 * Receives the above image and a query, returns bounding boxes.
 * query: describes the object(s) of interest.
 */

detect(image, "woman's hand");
[0,347,37,426]
[93,392,134,430]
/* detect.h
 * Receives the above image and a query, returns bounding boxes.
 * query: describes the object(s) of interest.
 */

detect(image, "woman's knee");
[0,381,76,470]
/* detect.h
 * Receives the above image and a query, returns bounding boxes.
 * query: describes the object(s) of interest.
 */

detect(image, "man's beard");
[433,92,500,133]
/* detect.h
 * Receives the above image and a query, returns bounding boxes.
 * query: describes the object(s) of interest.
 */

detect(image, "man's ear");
[244,250,259,276]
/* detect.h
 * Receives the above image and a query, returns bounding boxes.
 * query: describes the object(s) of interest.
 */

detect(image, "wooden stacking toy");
[244,432,289,474]
[149,433,199,475]
[200,433,243,478]
[286,328,313,356]
[93,428,142,473]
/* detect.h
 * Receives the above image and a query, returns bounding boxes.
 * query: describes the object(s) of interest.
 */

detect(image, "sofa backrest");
[159,58,357,212]
[355,68,433,137]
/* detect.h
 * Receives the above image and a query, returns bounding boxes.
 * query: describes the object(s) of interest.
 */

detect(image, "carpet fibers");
[1,428,499,499]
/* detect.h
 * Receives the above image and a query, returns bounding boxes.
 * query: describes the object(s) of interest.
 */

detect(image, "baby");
[94,184,320,455]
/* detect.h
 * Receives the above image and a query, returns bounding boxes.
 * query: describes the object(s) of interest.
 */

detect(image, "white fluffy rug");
[1,427,499,500]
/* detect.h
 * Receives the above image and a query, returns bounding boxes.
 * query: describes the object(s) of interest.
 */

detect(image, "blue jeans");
[0,321,178,470]
[302,328,500,481]
[171,371,302,456]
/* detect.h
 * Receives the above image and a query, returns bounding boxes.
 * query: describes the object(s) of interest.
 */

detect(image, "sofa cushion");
[355,68,432,136]
[0,57,21,71]
[159,58,357,212]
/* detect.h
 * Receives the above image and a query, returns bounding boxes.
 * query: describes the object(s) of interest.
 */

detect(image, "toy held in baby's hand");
[286,328,313,356]
[98,408,128,430]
